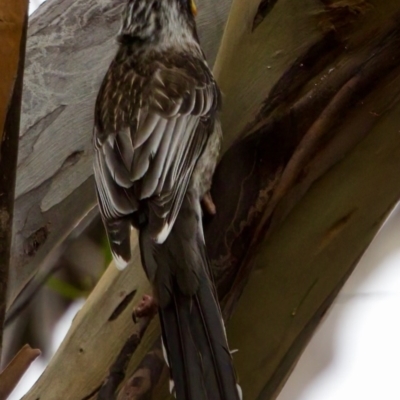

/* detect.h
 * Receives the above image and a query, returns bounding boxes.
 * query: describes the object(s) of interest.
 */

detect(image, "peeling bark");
[0,0,28,357]
[97,315,154,400]
[0,344,41,399]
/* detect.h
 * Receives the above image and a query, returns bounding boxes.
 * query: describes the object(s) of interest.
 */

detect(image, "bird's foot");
[202,191,216,215]
[133,294,158,322]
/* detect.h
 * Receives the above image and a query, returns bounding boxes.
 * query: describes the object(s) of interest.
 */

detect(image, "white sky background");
[13,1,400,399]
[278,204,400,400]
[29,0,43,15]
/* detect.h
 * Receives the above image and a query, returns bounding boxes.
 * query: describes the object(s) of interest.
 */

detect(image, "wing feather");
[156,116,186,193]
[94,146,137,219]
[115,128,134,170]
[94,56,219,256]
[131,117,167,182]
[103,139,132,188]
[140,118,169,198]
[134,112,160,149]
[192,89,205,115]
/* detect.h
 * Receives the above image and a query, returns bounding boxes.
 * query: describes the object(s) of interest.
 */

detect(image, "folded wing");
[93,57,219,266]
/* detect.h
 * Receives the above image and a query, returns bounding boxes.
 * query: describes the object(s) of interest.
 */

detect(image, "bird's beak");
[190,0,197,17]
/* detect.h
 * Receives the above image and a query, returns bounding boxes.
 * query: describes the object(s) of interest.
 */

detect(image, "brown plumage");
[93,1,241,398]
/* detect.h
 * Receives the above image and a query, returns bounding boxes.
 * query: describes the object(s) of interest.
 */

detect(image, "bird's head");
[118,0,198,44]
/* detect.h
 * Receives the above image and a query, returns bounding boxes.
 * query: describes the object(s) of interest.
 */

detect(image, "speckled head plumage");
[118,0,198,44]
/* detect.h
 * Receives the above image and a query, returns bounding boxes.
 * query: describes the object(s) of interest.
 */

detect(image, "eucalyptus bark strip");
[97,316,153,400]
[0,0,28,357]
[0,344,41,400]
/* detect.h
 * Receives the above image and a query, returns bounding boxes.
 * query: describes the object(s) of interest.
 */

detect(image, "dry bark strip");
[97,315,153,400]
[0,344,41,400]
[0,0,28,137]
[219,16,400,316]
[0,0,29,357]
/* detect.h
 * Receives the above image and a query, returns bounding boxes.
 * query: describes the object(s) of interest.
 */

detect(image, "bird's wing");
[93,56,219,265]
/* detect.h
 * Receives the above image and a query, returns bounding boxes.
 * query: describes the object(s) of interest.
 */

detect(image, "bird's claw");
[133,294,158,323]
[202,191,216,215]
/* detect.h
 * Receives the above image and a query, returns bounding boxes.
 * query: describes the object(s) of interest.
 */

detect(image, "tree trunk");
[15,0,400,399]
[0,0,28,357]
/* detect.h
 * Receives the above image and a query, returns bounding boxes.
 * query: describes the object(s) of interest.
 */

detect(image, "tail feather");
[104,217,131,270]
[139,192,240,400]
[160,289,208,399]
[159,277,239,400]
[195,276,237,398]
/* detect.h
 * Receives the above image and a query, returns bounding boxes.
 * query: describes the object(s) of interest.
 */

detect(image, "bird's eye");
[189,0,197,16]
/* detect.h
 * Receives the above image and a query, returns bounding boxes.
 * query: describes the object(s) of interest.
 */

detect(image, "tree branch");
[97,315,154,400]
[221,16,400,317]
[0,0,29,358]
[0,344,41,399]
[116,340,168,400]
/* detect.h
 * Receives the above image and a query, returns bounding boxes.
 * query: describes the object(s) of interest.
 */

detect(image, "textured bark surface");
[0,344,40,399]
[0,0,28,356]
[19,0,400,399]
[0,0,28,137]
[8,0,233,309]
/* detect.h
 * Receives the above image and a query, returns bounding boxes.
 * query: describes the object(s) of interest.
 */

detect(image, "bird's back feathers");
[94,51,219,262]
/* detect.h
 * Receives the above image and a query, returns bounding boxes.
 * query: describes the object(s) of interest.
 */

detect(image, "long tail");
[139,192,241,400]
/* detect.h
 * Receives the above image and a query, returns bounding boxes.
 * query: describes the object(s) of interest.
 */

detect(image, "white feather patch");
[237,384,243,400]
[161,338,170,367]
[155,222,170,244]
[169,379,176,398]
[112,251,128,271]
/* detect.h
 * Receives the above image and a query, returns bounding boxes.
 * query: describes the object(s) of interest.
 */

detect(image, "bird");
[93,0,241,399]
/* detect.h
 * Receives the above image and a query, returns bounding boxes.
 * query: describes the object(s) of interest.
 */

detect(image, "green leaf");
[46,276,85,300]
